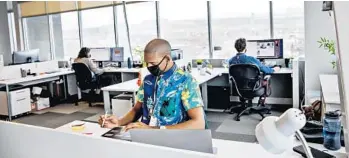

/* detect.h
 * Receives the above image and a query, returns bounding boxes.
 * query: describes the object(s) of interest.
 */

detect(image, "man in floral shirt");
[99,39,207,130]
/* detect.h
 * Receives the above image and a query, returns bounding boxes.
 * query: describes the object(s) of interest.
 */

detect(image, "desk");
[319,74,341,114]
[215,67,293,75]
[0,69,74,121]
[102,67,296,112]
[212,67,297,108]
[101,69,223,112]
[56,120,346,158]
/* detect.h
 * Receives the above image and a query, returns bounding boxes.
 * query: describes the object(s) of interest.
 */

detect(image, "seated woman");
[74,47,104,77]
[74,47,118,89]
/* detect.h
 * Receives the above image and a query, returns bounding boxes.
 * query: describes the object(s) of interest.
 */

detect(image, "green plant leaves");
[319,37,336,69]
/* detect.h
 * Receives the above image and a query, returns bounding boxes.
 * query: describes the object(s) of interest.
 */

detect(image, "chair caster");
[75,102,79,106]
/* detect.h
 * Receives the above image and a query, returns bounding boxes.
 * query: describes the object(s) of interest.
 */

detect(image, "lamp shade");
[255,108,306,154]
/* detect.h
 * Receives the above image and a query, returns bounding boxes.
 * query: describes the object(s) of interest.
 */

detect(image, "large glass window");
[124,2,157,61]
[159,1,209,60]
[8,12,17,52]
[81,7,115,47]
[273,1,304,57]
[51,12,80,60]
[211,1,270,59]
[23,15,51,61]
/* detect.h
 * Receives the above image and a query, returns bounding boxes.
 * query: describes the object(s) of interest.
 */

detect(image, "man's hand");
[98,115,120,129]
[125,122,155,131]
[273,66,281,72]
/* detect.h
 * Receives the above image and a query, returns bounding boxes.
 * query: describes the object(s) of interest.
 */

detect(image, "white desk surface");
[101,69,223,92]
[102,79,139,92]
[319,74,340,104]
[0,70,74,85]
[218,67,293,74]
[104,67,140,73]
[56,120,110,137]
[56,120,346,158]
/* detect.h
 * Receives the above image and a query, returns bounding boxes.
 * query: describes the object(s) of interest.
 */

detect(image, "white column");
[333,2,349,155]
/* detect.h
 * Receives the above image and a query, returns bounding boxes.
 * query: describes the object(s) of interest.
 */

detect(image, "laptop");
[130,129,214,154]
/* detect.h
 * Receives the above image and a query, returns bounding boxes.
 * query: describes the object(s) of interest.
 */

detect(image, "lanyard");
[148,68,177,118]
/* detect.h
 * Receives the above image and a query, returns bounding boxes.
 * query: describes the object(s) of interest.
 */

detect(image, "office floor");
[11,102,282,143]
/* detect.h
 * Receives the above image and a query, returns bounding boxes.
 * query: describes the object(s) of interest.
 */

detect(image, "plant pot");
[200,67,206,76]
[197,65,202,71]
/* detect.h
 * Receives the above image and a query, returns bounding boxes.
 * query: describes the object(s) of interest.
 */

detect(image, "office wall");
[0,2,12,65]
[304,1,337,102]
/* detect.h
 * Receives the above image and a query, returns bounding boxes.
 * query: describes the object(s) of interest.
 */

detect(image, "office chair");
[72,63,101,107]
[226,64,272,121]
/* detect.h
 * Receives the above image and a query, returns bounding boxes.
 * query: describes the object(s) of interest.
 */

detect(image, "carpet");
[83,113,102,123]
[43,103,89,114]
[15,112,95,129]
[15,112,65,127]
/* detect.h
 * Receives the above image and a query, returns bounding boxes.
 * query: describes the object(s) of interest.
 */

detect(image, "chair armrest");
[263,75,271,81]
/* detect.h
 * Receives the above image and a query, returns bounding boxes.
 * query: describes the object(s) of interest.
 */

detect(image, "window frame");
[19,1,304,60]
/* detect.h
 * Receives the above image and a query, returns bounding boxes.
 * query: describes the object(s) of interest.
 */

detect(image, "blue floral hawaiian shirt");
[136,64,207,127]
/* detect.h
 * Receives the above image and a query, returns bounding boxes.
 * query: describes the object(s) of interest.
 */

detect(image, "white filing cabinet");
[0,88,31,116]
[111,94,133,118]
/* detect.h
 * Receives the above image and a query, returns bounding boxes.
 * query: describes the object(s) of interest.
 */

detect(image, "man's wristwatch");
[160,126,166,129]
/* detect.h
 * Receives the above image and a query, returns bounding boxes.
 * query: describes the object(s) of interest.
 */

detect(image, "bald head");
[144,38,171,56]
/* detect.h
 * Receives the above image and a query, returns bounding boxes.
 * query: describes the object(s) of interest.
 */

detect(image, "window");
[81,7,115,47]
[8,12,17,52]
[119,2,157,61]
[23,15,51,61]
[159,1,209,60]
[211,1,270,59]
[273,1,304,57]
[51,12,80,60]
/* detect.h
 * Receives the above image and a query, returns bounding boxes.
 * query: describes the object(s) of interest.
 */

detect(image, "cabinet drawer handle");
[16,98,26,101]
[16,91,26,94]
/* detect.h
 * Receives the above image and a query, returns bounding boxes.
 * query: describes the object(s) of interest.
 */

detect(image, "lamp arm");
[295,130,314,158]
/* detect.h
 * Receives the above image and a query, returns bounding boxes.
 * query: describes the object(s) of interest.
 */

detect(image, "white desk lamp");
[255,108,314,158]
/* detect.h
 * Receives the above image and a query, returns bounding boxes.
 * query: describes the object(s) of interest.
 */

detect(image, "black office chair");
[72,63,100,107]
[226,64,272,121]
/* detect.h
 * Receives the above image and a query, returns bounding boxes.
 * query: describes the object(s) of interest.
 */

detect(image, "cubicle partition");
[0,60,60,80]
[202,58,304,110]
[0,121,214,158]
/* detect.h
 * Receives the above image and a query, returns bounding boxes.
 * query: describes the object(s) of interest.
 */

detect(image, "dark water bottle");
[323,111,341,150]
[127,57,131,69]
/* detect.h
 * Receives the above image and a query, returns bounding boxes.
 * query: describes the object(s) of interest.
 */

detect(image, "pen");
[102,112,108,127]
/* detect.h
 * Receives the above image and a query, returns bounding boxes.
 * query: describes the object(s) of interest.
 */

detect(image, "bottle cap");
[325,111,340,119]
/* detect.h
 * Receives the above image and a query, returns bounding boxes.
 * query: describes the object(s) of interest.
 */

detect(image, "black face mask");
[147,57,168,76]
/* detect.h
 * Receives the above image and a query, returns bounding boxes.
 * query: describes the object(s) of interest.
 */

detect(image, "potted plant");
[196,59,203,71]
[318,37,336,69]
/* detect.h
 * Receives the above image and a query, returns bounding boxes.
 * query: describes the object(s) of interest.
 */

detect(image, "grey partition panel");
[207,74,230,87]
[192,59,225,68]
[269,74,293,98]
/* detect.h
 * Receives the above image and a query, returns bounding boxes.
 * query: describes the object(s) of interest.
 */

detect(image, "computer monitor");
[89,48,111,61]
[247,39,283,59]
[13,49,40,64]
[171,49,183,61]
[111,47,124,62]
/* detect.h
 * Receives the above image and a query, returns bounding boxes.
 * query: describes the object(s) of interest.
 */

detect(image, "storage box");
[0,88,31,116]
[36,97,50,111]
[112,94,133,118]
